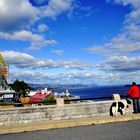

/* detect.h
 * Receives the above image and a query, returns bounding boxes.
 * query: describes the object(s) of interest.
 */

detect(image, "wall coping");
[0,100,114,111]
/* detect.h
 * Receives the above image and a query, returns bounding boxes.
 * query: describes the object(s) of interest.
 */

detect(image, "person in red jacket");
[126,82,140,113]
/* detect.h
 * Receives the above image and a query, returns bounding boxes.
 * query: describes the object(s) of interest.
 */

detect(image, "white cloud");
[9,69,140,85]
[0,30,57,50]
[108,0,140,8]
[8,70,107,85]
[3,51,140,85]
[84,0,140,85]
[97,56,140,72]
[0,0,38,32]
[0,0,99,52]
[59,60,93,70]
[87,25,140,55]
[0,30,43,42]
[42,0,72,18]
[87,0,140,55]
[1,51,93,70]
[0,0,74,50]
[1,51,35,65]
[51,50,64,55]
[0,0,73,32]
[38,24,49,32]
[29,39,57,50]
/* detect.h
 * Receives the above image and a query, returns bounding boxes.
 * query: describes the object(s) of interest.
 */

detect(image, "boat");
[54,89,80,100]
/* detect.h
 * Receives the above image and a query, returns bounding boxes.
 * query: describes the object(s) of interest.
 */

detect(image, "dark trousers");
[132,98,140,113]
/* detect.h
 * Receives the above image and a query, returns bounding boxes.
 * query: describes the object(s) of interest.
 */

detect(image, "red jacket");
[127,85,140,98]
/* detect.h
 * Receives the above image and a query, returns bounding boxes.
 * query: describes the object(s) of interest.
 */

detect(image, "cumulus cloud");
[0,0,73,32]
[3,51,139,85]
[0,0,97,51]
[59,60,93,70]
[0,0,38,32]
[29,39,57,50]
[0,0,73,50]
[1,51,93,70]
[86,24,140,55]
[84,0,140,85]
[9,69,140,85]
[107,0,140,8]
[0,30,43,42]
[0,30,57,50]
[97,56,140,72]
[87,0,140,55]
[2,51,94,84]
[42,0,72,18]
[86,27,140,55]
[8,70,107,85]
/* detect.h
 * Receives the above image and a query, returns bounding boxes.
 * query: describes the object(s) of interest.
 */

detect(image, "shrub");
[43,96,56,105]
[0,99,4,105]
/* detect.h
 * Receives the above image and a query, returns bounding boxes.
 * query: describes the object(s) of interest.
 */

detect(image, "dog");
[110,99,132,117]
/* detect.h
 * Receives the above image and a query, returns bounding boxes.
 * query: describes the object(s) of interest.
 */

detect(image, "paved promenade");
[0,114,140,135]
[0,120,140,140]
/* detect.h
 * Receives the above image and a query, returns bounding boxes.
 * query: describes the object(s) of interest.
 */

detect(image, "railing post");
[56,98,64,106]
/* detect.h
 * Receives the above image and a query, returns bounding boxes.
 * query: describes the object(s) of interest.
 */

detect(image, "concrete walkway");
[0,114,140,134]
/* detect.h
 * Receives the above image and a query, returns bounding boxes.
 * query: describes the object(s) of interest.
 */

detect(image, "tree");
[10,79,31,97]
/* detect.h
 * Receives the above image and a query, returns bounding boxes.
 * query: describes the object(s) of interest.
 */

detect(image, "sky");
[0,0,140,85]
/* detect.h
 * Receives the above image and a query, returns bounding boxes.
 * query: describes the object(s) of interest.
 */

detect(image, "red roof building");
[29,92,53,102]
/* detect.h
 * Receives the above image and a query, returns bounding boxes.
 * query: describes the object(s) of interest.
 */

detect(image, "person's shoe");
[133,112,138,114]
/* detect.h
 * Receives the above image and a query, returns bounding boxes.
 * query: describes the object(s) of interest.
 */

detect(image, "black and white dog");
[110,99,132,117]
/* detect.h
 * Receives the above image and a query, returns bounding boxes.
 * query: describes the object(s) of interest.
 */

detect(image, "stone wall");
[0,100,133,126]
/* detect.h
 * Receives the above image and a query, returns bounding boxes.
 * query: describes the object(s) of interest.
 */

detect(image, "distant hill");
[29,83,98,90]
[124,84,140,87]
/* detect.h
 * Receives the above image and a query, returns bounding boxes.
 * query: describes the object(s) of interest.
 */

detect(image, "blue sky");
[0,0,140,85]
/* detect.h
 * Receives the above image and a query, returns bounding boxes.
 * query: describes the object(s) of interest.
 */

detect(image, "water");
[54,86,131,100]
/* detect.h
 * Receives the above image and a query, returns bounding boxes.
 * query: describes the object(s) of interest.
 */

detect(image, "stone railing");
[0,100,133,126]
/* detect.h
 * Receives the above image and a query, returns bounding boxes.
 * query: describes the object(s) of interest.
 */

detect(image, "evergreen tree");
[10,79,31,97]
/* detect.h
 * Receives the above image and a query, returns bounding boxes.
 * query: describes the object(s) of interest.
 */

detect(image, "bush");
[0,99,4,104]
[43,96,56,105]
